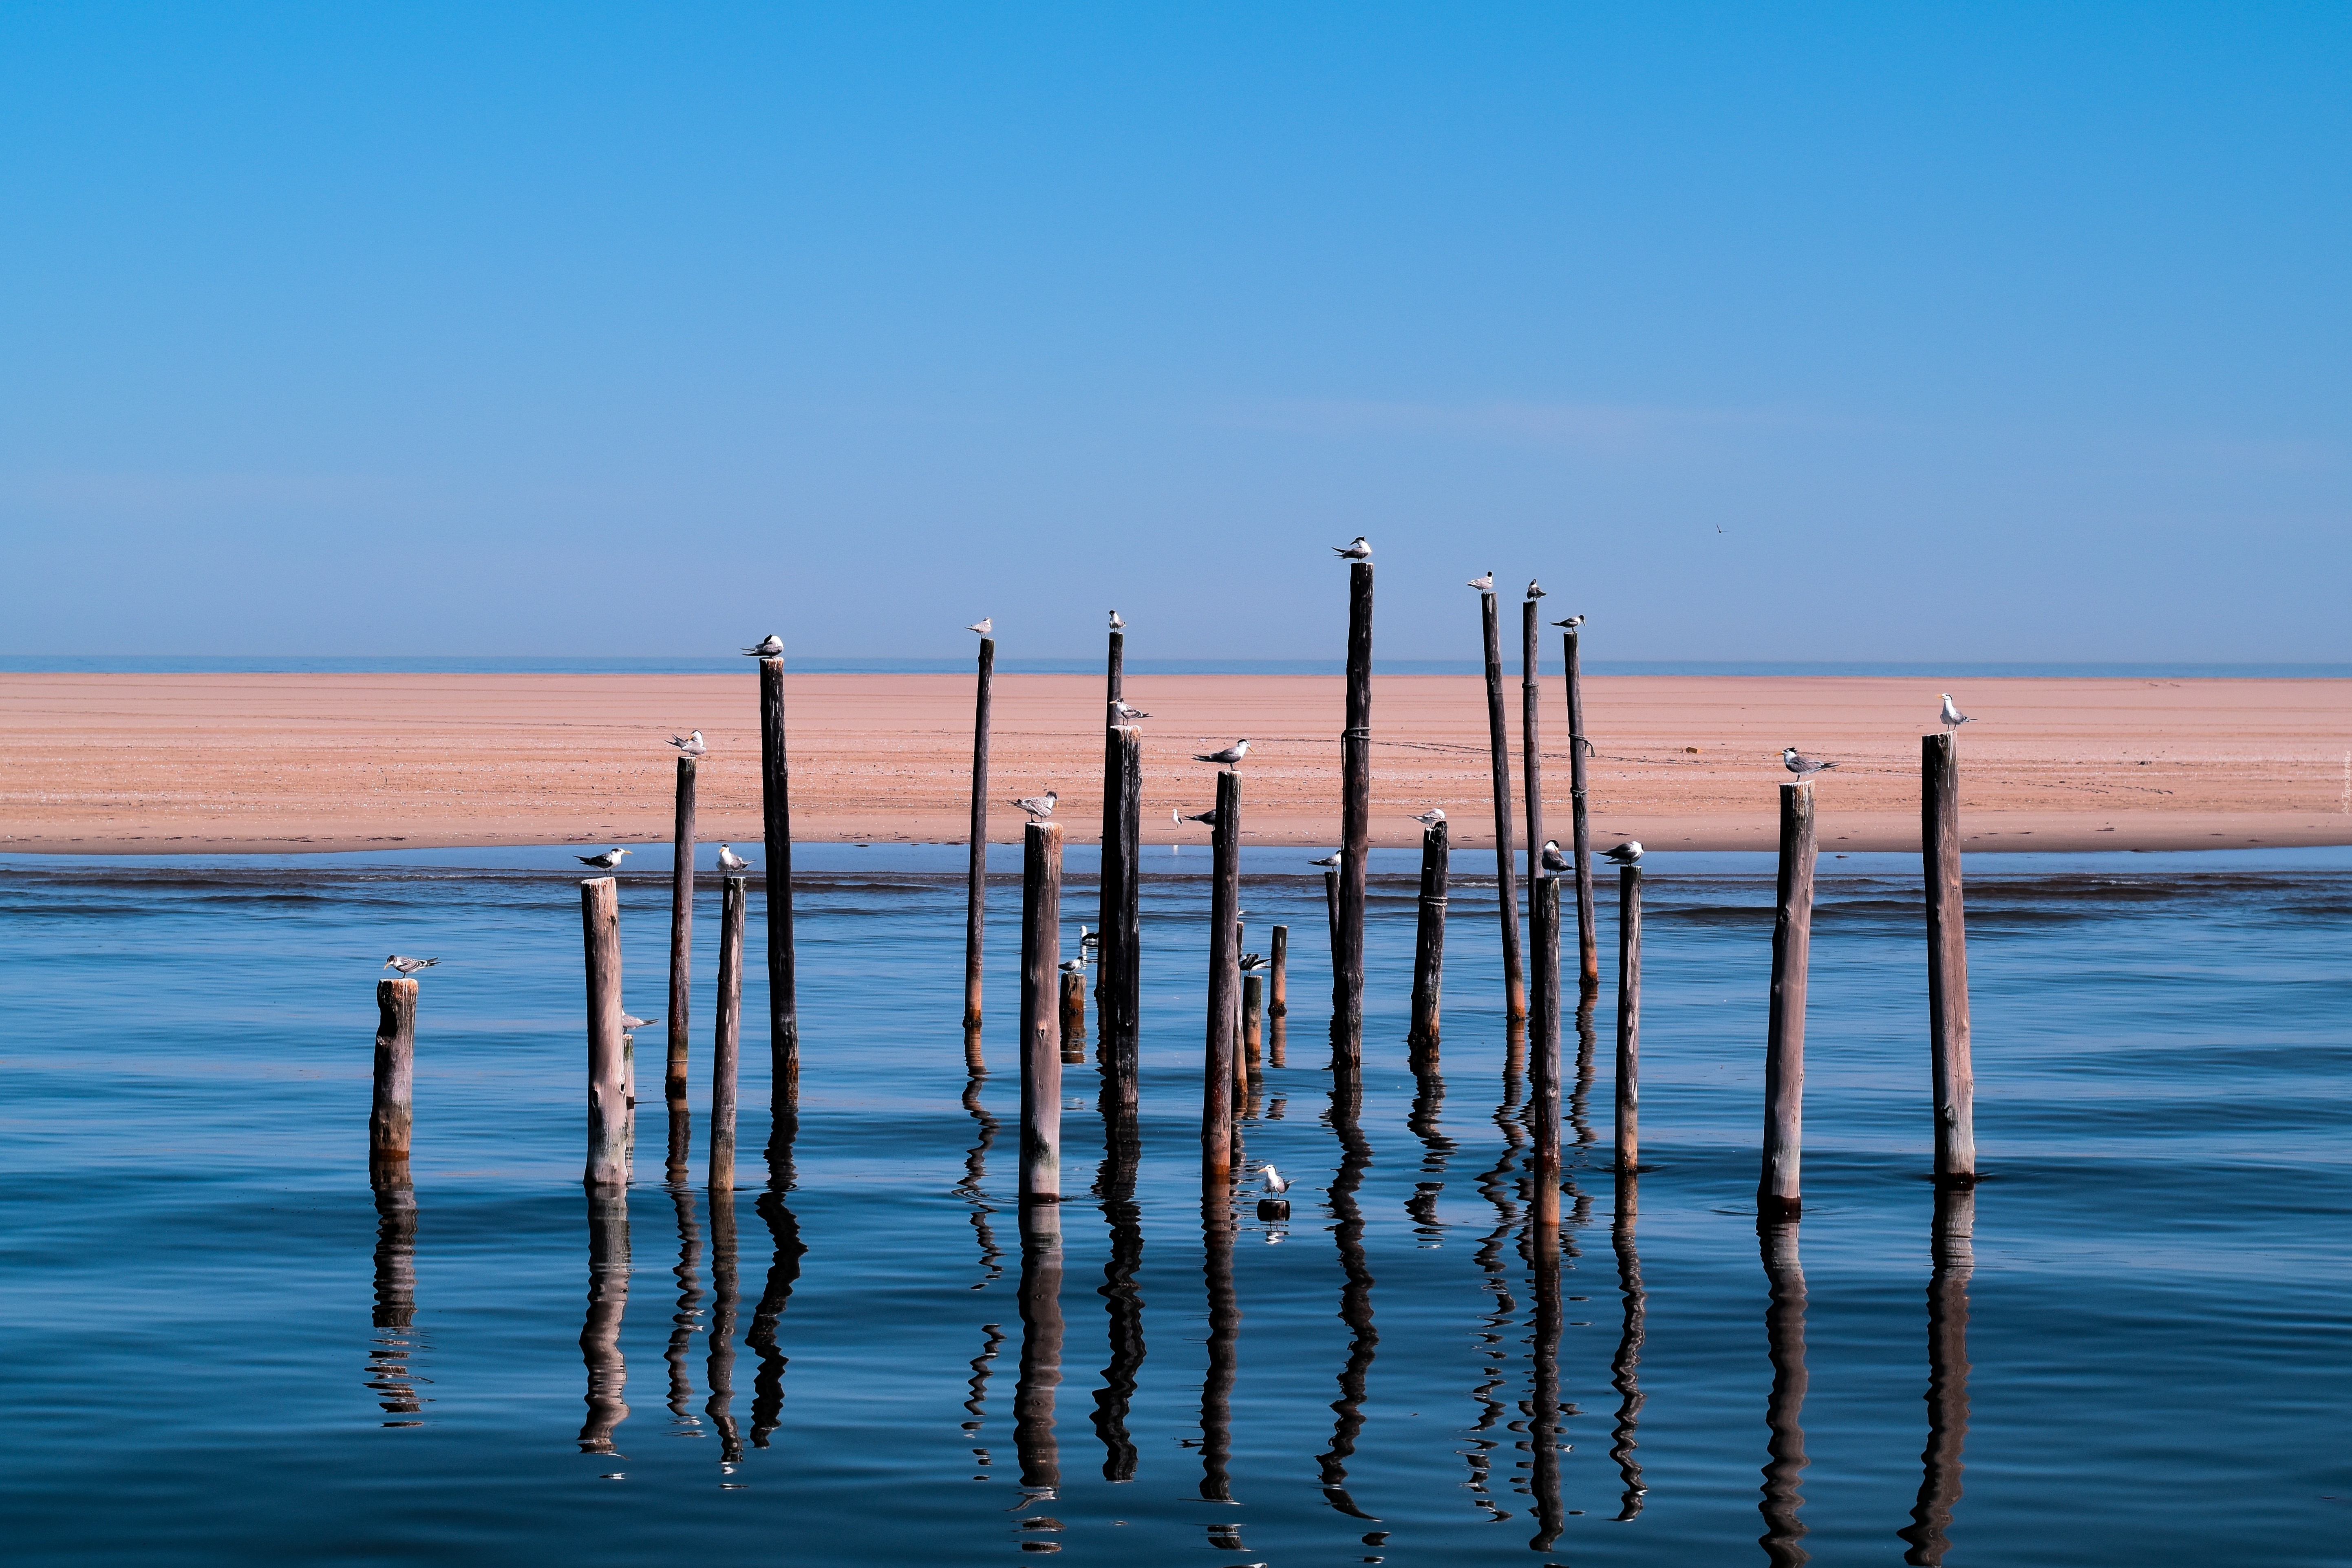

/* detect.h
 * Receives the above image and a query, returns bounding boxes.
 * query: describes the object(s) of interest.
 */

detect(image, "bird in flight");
[1332,536,1372,560]
[383,955,438,977]
[1194,739,1250,767]
[1552,614,1585,632]
[1308,849,1343,867]
[715,844,749,873]
[1409,807,1447,827]
[741,634,783,658]
[1108,609,1125,630]
[576,848,634,869]
[966,617,993,637]
[1011,790,1058,820]
[1467,569,1494,592]
[1540,839,1571,873]
[669,730,706,757]
[1603,840,1644,866]
[1939,693,1974,732]
[1781,748,1838,780]
[1176,805,1218,827]
[1526,579,1546,600]
[1111,698,1151,721]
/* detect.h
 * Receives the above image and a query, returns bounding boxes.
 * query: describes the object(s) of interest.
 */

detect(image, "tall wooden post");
[1481,591,1527,1023]
[757,655,797,1101]
[1615,864,1642,1174]
[581,876,627,1189]
[371,978,416,1182]
[1019,821,1063,1229]
[709,874,745,1191]
[1760,783,1816,1217]
[1098,624,1125,1020]
[1100,721,1141,1092]
[1335,561,1373,1061]
[964,637,995,1033]
[1204,770,1242,1178]
[1922,734,1977,1184]
[1522,598,1546,896]
[1323,869,1339,1004]
[1530,875,1563,1231]
[1269,924,1289,1018]
[1407,818,1449,1057]
[1563,627,1599,988]
[668,756,696,1104]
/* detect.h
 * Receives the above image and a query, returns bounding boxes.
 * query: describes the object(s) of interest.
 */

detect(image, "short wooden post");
[1922,734,1977,1184]
[757,655,797,1102]
[1481,590,1528,1023]
[1059,967,1086,1064]
[581,876,627,1189]
[668,756,696,1104]
[1203,770,1242,1176]
[370,978,417,1181]
[1615,864,1642,1174]
[709,874,745,1191]
[1019,821,1063,1224]
[1408,818,1450,1057]
[1522,597,1547,900]
[1529,875,1563,1230]
[1760,783,1815,1217]
[1562,626,1600,989]
[1269,924,1289,1017]
[1241,973,1263,1081]
[964,637,994,1032]
[1334,560,1373,1061]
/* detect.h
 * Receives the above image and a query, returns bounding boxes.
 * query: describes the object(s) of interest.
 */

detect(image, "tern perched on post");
[1108,609,1125,630]
[1177,805,1218,827]
[1781,748,1838,780]
[669,730,707,757]
[1332,536,1372,560]
[741,634,783,658]
[966,617,993,637]
[1111,699,1150,722]
[384,955,438,977]
[576,848,634,869]
[1467,569,1494,592]
[1939,693,1974,732]
[1603,840,1644,866]
[1551,614,1585,632]
[1059,956,1086,977]
[619,1012,662,1033]
[715,844,749,873]
[1408,807,1447,828]
[1526,579,1546,600]
[1194,739,1250,768]
[1011,790,1058,820]
[1308,849,1343,867]
[1540,839,1571,874]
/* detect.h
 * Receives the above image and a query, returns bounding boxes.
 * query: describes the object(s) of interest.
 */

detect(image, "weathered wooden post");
[1335,560,1373,1061]
[1059,966,1086,1064]
[581,876,627,1189]
[1563,625,1599,988]
[1019,820,1063,1234]
[709,874,745,1191]
[1204,769,1242,1178]
[1241,973,1263,1081]
[668,756,696,1105]
[1522,596,1546,898]
[1616,863,1643,1174]
[1530,874,1563,1231]
[1480,588,1527,1023]
[757,653,797,1103]
[964,636,995,1034]
[1922,733,1977,1185]
[1269,923,1289,1018]
[1102,725,1142,1100]
[1760,782,1816,1217]
[371,978,417,1183]
[1323,868,1340,1008]
[1407,818,1449,1057]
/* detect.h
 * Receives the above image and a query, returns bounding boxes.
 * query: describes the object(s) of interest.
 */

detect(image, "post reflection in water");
[366,1176,426,1426]
[1525,1215,1567,1552]
[1758,1217,1811,1566]
[579,1184,631,1456]
[748,1125,805,1450]
[1013,1221,1065,1497]
[1897,1186,1977,1566]
[1569,995,1599,1149]
[1198,1183,1239,1506]
[1406,1061,1453,1248]
[665,1186,705,1440]
[1091,1098,1145,1481]
[1317,1067,1380,1522]
[957,1058,1005,1480]
[704,1183,744,1465]
[1610,1171,1648,1519]
[1463,1038,1528,1520]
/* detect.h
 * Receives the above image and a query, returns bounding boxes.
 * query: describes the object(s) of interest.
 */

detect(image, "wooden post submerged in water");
[1922,733,1978,1186]
[1019,821,1063,1233]
[1269,923,1289,1018]
[1060,964,1086,1064]
[1616,863,1642,1175]
[1563,625,1599,989]
[1760,782,1816,1217]
[1522,598,1547,902]
[1529,874,1564,1231]
[1408,817,1450,1059]
[757,655,798,1103]
[709,874,745,1191]
[1204,769,1242,1178]
[668,756,696,1106]
[1099,721,1142,1097]
[1481,589,1528,1024]
[371,978,417,1182]
[581,876,627,1189]
[965,637,995,1034]
[1335,560,1373,1063]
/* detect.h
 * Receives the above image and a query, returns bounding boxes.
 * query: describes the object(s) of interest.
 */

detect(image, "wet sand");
[2,672,2346,854]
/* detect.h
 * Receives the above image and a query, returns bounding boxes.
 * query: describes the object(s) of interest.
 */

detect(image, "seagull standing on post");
[1194,739,1250,768]
[384,955,438,977]
[1781,748,1838,781]
[1308,849,1343,868]
[966,617,993,637]
[1408,807,1447,828]
[715,844,749,873]
[1332,536,1372,560]
[1108,610,1125,630]
[1467,569,1494,592]
[1111,699,1150,722]
[576,848,634,869]
[1526,579,1546,600]
[1939,693,1974,732]
[1603,840,1644,866]
[1551,614,1584,632]
[741,634,783,658]
[1540,839,1570,874]
[1011,790,1058,820]
[669,730,706,757]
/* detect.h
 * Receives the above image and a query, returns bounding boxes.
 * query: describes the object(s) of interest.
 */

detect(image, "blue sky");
[2,3,2344,661]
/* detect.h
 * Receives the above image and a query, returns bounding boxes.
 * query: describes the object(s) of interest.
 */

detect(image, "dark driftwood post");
[757,655,797,1102]
[1480,590,1527,1023]
[1323,869,1339,1003]
[1407,818,1449,1056]
[709,874,745,1191]
[1335,560,1373,1060]
[1269,923,1288,1017]
[1100,723,1142,1093]
[964,637,995,1034]
[1059,968,1086,1064]
[1616,864,1642,1174]
[668,756,696,1104]
[1563,626,1599,988]
[581,876,627,1189]
[1099,626,1125,1003]
[1922,733,1977,1184]
[1522,598,1546,895]
[371,978,417,1181]
[1530,875,1564,1231]
[1019,821,1063,1233]
[1203,770,1242,1177]
[1760,783,1816,1216]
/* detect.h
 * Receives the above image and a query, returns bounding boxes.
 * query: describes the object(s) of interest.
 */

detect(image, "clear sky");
[2,3,2345,662]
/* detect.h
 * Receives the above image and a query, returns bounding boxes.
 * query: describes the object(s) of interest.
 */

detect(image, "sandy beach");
[1,671,2346,855]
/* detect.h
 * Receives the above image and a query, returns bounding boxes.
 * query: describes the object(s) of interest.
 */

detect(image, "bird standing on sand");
[1939,693,1973,732]
[577,848,634,869]
[1261,1164,1289,1194]
[1332,536,1372,560]
[669,730,707,757]
[1603,840,1644,866]
[1526,579,1546,600]
[1552,614,1585,632]
[1467,569,1494,592]
[1308,849,1343,867]
[1408,807,1447,827]
[384,955,438,977]
[966,617,993,637]
[1108,610,1125,630]
[741,634,783,657]
[1011,790,1058,820]
[1781,748,1838,781]
[1194,739,1250,768]
[1177,805,1218,827]
[715,844,749,873]
[1111,699,1150,721]
[1540,839,1570,874]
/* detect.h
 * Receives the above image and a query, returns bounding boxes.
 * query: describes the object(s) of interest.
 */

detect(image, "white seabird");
[1111,699,1151,721]
[1409,807,1447,827]
[620,1012,662,1032]
[1261,1164,1289,1194]
[966,617,993,637]
[741,634,783,657]
[576,848,634,869]
[1240,953,1268,973]
[1308,849,1342,867]
[1527,579,1547,600]
[1603,840,1644,866]
[1177,805,1218,827]
[1552,614,1585,631]
[1332,536,1372,560]
[1011,790,1058,820]
[1059,957,1086,976]
[715,844,749,873]
[1939,693,1974,732]
[669,730,707,756]
[1108,609,1125,630]
[1467,569,1494,592]
[384,955,439,976]
[1194,739,1250,767]
[1781,748,1838,780]
[1540,839,1571,873]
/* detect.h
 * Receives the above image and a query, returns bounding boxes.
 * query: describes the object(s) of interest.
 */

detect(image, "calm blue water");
[0,848,2346,1565]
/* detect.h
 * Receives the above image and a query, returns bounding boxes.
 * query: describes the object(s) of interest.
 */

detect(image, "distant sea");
[6,655,2348,678]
